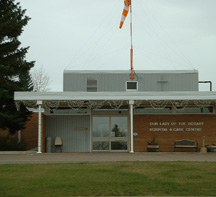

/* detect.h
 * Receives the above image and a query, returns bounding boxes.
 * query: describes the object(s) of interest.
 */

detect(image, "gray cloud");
[18,0,216,91]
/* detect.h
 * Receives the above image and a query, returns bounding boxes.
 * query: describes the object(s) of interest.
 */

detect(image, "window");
[51,108,87,114]
[135,107,172,114]
[92,116,128,151]
[126,81,138,91]
[111,117,128,137]
[92,105,128,111]
[176,107,213,114]
[134,106,214,114]
[87,79,97,92]
[93,117,109,137]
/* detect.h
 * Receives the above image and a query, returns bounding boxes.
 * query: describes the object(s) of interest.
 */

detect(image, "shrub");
[0,136,27,151]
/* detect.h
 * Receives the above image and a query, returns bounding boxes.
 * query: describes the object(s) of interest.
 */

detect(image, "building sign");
[149,122,204,132]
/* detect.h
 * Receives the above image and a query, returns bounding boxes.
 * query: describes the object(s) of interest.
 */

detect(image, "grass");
[0,162,216,196]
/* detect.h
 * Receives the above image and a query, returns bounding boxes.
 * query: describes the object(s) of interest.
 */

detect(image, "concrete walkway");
[0,152,216,164]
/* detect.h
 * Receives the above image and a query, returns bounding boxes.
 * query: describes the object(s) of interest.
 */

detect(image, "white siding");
[46,115,90,152]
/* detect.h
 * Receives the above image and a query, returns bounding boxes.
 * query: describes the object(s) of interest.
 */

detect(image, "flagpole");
[130,0,134,80]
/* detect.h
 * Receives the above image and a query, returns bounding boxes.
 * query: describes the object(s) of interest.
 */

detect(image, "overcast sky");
[18,0,216,91]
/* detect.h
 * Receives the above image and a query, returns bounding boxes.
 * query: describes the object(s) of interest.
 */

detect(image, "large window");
[92,116,128,151]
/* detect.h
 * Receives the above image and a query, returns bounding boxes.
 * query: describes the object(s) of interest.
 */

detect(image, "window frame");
[126,81,138,91]
[86,78,98,92]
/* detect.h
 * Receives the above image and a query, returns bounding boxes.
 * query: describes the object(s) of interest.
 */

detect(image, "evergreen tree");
[0,0,35,134]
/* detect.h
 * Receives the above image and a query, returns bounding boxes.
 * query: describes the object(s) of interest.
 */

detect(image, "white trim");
[15,91,216,101]
[18,130,21,143]
[129,100,134,153]
[37,103,42,154]
[89,109,92,153]
[37,100,42,105]
[126,81,138,91]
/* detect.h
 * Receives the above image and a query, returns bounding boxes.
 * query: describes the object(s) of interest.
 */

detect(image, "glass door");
[92,116,128,151]
[110,117,128,151]
[92,117,110,151]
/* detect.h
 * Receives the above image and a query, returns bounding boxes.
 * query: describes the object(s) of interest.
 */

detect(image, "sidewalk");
[0,152,216,164]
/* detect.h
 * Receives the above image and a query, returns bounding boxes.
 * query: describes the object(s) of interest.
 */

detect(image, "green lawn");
[0,162,216,196]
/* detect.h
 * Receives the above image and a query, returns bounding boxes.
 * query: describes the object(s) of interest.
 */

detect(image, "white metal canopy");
[14,91,216,101]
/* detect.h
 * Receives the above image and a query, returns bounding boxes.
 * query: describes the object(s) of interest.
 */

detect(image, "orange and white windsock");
[119,0,131,29]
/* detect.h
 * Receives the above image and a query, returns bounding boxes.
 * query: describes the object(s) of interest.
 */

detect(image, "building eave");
[14,91,216,101]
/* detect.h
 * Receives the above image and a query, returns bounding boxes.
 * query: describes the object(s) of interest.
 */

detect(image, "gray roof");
[14,91,216,101]
[64,69,198,74]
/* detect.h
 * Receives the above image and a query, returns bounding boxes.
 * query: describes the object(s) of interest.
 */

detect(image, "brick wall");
[0,113,46,152]
[133,114,216,152]
[21,113,38,150]
[21,113,46,152]
[41,114,46,152]
[0,129,18,139]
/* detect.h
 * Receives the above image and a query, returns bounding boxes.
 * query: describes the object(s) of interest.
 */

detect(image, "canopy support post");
[37,101,42,154]
[129,100,134,153]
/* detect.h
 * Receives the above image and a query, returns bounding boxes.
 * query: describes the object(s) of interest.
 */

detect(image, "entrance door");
[92,116,128,152]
